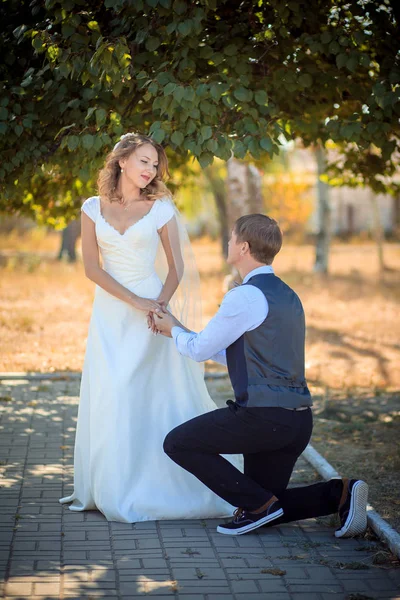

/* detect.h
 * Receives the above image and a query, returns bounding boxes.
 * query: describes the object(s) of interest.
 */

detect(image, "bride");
[59,132,234,522]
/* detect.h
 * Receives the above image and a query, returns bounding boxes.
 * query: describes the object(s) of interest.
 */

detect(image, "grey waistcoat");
[225,273,312,409]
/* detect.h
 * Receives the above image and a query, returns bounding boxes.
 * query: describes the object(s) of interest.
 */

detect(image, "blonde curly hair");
[97,133,171,203]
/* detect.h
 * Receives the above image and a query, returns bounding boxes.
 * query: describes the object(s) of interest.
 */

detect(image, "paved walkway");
[0,377,399,600]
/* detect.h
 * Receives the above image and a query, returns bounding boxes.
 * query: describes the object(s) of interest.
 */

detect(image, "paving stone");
[5,581,33,596]
[33,581,61,595]
[1,378,399,600]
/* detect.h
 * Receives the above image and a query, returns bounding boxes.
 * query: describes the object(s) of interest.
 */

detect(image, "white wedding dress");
[59,196,235,522]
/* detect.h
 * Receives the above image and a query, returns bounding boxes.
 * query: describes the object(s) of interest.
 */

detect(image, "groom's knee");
[163,428,178,456]
[163,424,188,457]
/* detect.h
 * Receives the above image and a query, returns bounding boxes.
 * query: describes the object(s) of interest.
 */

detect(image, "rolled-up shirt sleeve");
[171,285,268,363]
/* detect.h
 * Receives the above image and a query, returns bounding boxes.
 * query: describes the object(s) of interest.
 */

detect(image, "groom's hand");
[153,310,178,338]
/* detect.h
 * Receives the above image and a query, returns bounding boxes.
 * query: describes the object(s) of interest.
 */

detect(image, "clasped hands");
[146,303,179,338]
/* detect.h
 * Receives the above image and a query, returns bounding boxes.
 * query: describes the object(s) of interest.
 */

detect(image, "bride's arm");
[156,217,184,305]
[81,213,162,313]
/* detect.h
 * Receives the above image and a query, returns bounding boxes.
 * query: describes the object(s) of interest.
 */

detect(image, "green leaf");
[346,56,358,73]
[336,53,347,69]
[233,140,246,159]
[21,76,33,88]
[14,124,23,137]
[210,84,222,101]
[62,24,75,38]
[260,136,273,153]
[85,106,96,120]
[248,139,260,158]
[234,87,250,102]
[178,20,192,37]
[0,107,8,120]
[171,130,184,146]
[299,74,313,88]
[183,87,195,102]
[255,90,268,106]
[112,81,123,97]
[82,134,94,149]
[173,86,185,103]
[196,83,208,98]
[166,21,176,34]
[224,44,237,56]
[189,107,200,119]
[150,121,162,132]
[200,125,212,140]
[211,53,224,66]
[173,0,187,15]
[67,135,79,151]
[156,72,172,85]
[95,108,107,127]
[206,138,218,153]
[164,82,177,95]
[198,152,214,168]
[146,37,161,52]
[329,41,340,55]
[151,128,166,143]
[321,31,332,44]
[185,119,196,135]
[32,37,44,51]
[199,46,213,59]
[88,21,100,33]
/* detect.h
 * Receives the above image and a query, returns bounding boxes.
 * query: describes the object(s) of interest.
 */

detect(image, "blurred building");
[288,147,397,235]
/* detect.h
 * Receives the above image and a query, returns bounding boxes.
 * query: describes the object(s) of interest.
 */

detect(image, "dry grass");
[0,232,399,389]
[0,231,400,531]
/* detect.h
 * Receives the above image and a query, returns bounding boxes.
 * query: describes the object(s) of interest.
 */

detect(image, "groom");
[154,214,368,537]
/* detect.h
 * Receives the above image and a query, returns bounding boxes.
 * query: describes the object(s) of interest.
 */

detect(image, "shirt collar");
[243,265,274,284]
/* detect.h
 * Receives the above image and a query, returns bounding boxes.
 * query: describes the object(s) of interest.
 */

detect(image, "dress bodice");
[81,196,174,289]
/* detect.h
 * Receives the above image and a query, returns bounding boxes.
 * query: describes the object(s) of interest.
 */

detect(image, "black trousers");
[164,402,343,521]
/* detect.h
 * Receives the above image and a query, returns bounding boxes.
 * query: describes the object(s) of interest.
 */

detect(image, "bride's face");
[120,143,159,189]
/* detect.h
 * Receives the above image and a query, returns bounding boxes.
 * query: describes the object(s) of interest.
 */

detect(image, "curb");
[0,371,229,382]
[303,444,400,560]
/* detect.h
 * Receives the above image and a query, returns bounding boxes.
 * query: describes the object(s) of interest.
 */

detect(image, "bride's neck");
[118,177,142,202]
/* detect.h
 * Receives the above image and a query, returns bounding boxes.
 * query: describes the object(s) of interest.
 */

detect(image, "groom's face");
[227,229,241,266]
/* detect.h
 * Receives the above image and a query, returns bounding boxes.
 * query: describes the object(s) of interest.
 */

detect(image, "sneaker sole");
[216,508,284,536]
[335,480,369,538]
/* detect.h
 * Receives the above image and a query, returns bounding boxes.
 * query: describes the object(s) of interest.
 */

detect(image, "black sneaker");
[335,478,369,538]
[217,497,284,536]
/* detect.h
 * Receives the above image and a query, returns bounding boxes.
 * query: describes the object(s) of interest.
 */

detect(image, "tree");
[314,145,331,273]
[0,0,399,224]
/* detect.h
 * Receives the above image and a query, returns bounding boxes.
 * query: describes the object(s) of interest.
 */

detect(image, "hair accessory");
[113,132,137,151]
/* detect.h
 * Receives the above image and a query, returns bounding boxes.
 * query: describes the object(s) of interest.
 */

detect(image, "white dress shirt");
[171,266,274,366]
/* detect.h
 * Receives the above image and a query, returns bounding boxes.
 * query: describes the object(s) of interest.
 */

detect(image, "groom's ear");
[240,241,250,255]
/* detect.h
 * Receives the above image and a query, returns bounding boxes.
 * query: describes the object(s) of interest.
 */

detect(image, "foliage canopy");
[1,0,399,221]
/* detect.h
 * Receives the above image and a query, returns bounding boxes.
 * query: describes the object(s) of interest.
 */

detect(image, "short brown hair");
[234,214,282,264]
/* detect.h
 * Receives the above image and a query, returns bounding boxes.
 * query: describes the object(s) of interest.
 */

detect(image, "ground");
[0,377,399,600]
[0,234,399,532]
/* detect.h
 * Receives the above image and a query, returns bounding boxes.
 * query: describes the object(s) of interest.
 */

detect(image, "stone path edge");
[303,445,400,560]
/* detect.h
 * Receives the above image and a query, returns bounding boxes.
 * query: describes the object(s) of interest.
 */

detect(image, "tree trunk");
[58,217,81,263]
[224,158,264,289]
[394,194,400,234]
[226,158,264,230]
[313,145,331,274]
[370,192,386,275]
[203,168,229,257]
